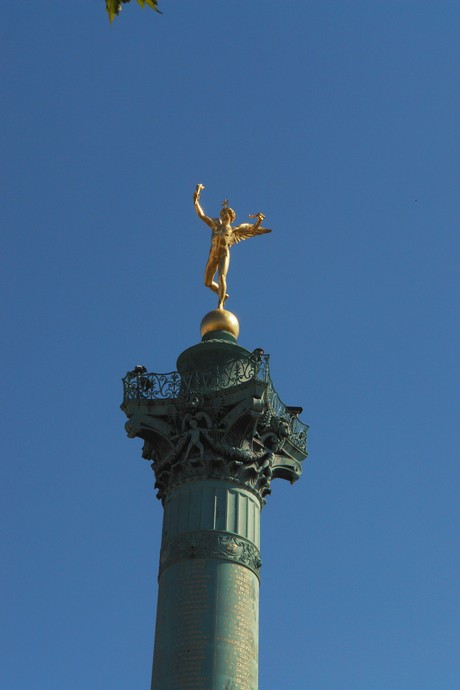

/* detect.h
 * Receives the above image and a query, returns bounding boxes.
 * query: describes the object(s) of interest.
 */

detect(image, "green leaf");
[105,0,160,21]
[105,0,120,22]
[145,0,161,11]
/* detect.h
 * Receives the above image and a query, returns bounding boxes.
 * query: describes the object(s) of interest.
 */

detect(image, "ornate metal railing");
[265,382,309,453]
[122,353,308,453]
[123,370,182,400]
[181,353,270,397]
[123,354,270,401]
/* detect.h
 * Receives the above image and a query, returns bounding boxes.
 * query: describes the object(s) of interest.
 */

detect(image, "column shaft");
[151,480,261,690]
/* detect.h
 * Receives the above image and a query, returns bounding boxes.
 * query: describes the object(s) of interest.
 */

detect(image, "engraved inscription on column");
[172,559,212,688]
[214,563,259,690]
[152,558,259,690]
[153,558,214,689]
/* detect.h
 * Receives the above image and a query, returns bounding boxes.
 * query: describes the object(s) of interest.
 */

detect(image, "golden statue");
[194,184,272,310]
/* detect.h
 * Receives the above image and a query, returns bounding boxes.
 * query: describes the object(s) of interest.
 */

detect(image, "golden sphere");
[200,309,240,339]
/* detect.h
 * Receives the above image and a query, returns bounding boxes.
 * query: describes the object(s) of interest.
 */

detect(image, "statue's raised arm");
[230,213,272,246]
[193,184,215,229]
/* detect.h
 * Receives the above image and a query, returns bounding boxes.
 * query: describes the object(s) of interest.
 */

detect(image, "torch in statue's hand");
[194,183,205,201]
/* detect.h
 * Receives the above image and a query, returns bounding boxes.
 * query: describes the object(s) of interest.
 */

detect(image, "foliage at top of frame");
[105,0,161,23]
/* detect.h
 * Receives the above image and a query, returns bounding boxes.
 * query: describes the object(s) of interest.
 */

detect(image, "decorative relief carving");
[159,530,262,578]
[147,415,276,503]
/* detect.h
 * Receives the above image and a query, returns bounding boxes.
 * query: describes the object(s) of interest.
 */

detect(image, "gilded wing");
[230,224,272,246]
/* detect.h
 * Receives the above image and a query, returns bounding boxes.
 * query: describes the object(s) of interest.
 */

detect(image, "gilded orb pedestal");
[121,312,308,689]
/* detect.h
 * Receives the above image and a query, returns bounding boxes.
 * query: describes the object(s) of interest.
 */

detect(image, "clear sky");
[2,2,459,689]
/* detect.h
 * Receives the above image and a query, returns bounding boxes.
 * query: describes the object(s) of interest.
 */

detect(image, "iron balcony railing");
[122,354,308,453]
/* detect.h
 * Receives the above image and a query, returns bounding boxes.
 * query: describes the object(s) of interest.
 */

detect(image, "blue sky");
[2,2,459,689]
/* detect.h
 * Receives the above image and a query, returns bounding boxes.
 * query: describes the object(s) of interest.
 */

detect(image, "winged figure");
[193,184,272,309]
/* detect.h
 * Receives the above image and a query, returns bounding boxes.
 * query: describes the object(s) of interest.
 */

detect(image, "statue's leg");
[204,258,219,294]
[217,253,230,309]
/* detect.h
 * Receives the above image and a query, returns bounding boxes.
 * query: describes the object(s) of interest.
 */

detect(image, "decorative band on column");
[159,530,262,578]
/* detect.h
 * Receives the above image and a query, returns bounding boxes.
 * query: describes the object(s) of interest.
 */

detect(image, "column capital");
[121,343,308,504]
